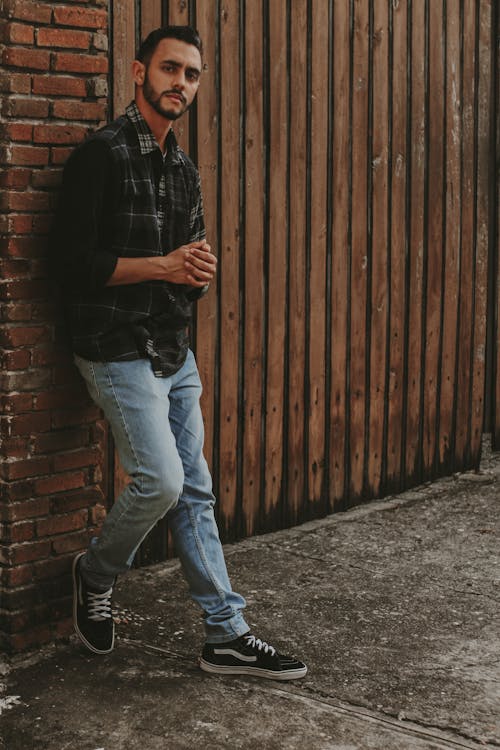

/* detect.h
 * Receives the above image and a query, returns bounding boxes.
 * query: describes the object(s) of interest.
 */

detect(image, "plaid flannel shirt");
[51,101,206,377]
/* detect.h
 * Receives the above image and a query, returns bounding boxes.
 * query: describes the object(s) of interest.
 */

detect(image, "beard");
[142,70,189,121]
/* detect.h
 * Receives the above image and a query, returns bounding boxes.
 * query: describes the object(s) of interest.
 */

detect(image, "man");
[50,26,306,681]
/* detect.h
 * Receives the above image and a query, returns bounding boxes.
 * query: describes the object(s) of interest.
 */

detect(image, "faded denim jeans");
[74,349,249,643]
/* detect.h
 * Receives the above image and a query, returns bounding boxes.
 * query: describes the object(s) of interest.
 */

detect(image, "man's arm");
[49,139,118,292]
[51,140,217,292]
[106,240,216,287]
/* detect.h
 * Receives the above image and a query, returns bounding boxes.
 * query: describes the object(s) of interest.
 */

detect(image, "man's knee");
[137,464,184,511]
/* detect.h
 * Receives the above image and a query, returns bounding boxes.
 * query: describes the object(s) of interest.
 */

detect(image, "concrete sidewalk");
[1,447,499,750]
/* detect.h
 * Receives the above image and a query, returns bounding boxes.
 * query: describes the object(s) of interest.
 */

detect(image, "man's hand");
[162,241,217,287]
[106,241,217,287]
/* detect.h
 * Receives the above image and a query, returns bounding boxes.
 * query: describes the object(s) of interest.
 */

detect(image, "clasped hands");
[161,241,216,288]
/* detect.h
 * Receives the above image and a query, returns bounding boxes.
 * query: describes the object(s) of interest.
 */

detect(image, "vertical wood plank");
[471,0,491,462]
[439,0,462,469]
[368,0,389,496]
[308,0,329,510]
[386,0,407,490]
[167,0,191,153]
[330,0,350,505]
[287,0,308,523]
[455,0,476,465]
[242,1,264,536]
[217,1,241,537]
[349,0,369,499]
[405,0,426,483]
[265,0,288,526]
[423,0,445,478]
[195,1,219,475]
[141,1,162,38]
[113,0,136,117]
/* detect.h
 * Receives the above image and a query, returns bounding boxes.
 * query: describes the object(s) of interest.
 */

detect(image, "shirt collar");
[125,101,182,165]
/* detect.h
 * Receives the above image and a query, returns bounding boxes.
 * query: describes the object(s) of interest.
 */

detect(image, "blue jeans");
[74,350,249,643]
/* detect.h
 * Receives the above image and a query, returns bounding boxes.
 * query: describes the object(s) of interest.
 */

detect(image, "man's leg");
[166,350,249,643]
[72,355,185,653]
[74,356,185,591]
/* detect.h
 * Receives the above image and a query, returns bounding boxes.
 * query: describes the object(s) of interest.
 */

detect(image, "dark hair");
[136,26,203,66]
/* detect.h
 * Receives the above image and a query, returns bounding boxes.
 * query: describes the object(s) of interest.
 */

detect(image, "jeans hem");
[203,613,250,644]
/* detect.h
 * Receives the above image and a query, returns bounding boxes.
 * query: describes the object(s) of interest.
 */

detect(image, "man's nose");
[171,70,186,89]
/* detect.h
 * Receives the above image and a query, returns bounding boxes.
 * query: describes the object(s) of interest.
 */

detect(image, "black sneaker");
[72,552,115,655]
[199,633,307,680]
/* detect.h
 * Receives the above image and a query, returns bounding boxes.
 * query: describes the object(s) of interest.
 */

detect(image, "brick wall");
[0,0,110,652]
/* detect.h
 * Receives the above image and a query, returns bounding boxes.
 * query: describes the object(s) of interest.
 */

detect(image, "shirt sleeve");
[185,171,209,301]
[49,139,118,292]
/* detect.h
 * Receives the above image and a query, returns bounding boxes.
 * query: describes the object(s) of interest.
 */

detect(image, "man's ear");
[132,60,146,86]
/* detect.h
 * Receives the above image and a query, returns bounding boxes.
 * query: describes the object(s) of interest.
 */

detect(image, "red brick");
[33,554,73,580]
[36,509,87,536]
[37,27,91,50]
[2,236,44,257]
[50,146,75,165]
[34,387,88,412]
[53,52,108,75]
[53,5,107,30]
[51,406,101,429]
[34,471,86,496]
[0,190,51,212]
[1,520,35,543]
[0,324,49,346]
[2,348,31,370]
[0,168,31,188]
[31,346,60,367]
[0,479,34,502]
[53,447,101,472]
[33,428,89,455]
[2,122,33,142]
[32,74,87,97]
[2,96,49,119]
[0,497,50,522]
[51,529,91,555]
[7,215,33,234]
[9,540,51,564]
[51,486,104,513]
[89,503,107,525]
[0,280,50,302]
[3,145,50,166]
[0,257,30,277]
[2,47,51,71]
[1,367,52,392]
[52,99,106,121]
[33,123,88,145]
[9,411,51,436]
[2,456,50,481]
[0,21,35,45]
[0,564,34,587]
[0,71,31,93]
[31,168,62,189]
[0,435,30,459]
[0,302,31,321]
[2,0,53,24]
[8,625,52,652]
[0,393,33,414]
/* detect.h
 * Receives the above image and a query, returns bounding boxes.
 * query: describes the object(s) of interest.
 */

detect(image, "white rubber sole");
[199,658,307,680]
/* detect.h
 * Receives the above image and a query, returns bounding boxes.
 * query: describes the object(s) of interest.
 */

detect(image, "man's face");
[140,38,202,121]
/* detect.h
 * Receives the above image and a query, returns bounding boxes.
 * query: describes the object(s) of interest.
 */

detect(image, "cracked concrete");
[1,443,499,749]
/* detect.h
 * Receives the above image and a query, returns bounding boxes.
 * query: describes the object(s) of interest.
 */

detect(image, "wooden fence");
[112,0,496,561]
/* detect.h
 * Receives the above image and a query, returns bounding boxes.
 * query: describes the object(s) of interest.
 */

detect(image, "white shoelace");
[244,634,276,656]
[87,588,113,622]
